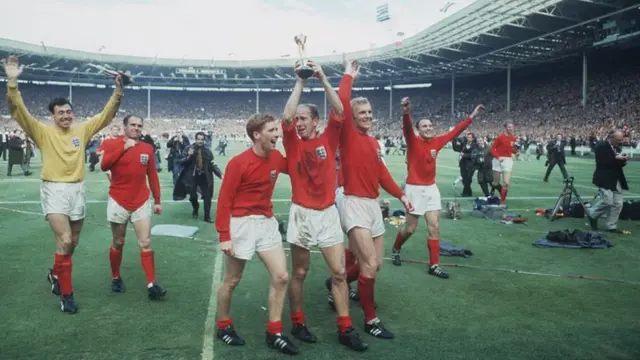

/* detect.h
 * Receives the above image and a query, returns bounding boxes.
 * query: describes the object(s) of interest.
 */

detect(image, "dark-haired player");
[3,56,124,314]
[491,122,518,205]
[100,115,166,299]
[391,98,482,278]
[214,114,298,355]
[281,60,366,351]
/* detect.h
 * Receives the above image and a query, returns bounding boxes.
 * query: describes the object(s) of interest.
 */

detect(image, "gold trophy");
[294,33,314,79]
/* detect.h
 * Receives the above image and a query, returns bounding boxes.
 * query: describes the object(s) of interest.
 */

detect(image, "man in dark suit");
[173,131,222,223]
[587,130,628,233]
[543,134,569,182]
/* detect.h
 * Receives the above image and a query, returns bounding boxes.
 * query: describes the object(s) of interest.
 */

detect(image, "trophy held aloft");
[294,34,315,79]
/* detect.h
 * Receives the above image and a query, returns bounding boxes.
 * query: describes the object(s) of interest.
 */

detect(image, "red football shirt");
[337,74,404,200]
[491,134,517,158]
[282,112,343,210]
[100,136,161,211]
[215,148,288,242]
[404,113,472,186]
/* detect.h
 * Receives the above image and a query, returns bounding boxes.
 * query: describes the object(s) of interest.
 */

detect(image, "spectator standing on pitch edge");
[587,130,629,234]
[3,55,125,314]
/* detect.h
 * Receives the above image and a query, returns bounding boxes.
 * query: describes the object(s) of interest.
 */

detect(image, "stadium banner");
[175,67,226,76]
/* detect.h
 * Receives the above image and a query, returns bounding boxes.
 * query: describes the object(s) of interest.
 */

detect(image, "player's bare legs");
[258,246,289,327]
[132,217,166,299]
[320,244,349,318]
[47,214,80,314]
[349,227,393,339]
[492,170,504,198]
[216,255,247,346]
[288,245,316,340]
[109,222,127,293]
[391,213,419,265]
[391,211,448,278]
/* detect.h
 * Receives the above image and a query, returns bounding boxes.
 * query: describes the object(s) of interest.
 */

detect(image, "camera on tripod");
[563,176,575,184]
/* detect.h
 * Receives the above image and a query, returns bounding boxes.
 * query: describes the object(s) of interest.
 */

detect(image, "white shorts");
[338,195,385,237]
[40,181,86,221]
[492,157,514,172]
[335,187,345,207]
[231,215,282,260]
[286,203,343,250]
[107,196,151,224]
[405,184,442,215]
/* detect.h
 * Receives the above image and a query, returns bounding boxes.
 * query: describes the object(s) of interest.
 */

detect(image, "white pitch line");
[436,163,640,196]
[0,195,638,206]
[201,249,223,360]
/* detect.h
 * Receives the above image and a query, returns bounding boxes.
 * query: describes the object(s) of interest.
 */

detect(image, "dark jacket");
[592,141,628,191]
[8,136,24,165]
[546,139,567,164]
[173,144,222,200]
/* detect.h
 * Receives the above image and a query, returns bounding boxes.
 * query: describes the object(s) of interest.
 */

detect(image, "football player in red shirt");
[280,60,367,351]
[391,98,483,278]
[336,64,413,340]
[490,122,518,205]
[214,114,298,355]
[100,115,166,300]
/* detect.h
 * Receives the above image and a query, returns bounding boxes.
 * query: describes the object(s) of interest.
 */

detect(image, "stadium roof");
[1,0,639,88]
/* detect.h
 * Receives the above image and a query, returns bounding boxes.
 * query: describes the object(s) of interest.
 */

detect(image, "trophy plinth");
[294,34,314,80]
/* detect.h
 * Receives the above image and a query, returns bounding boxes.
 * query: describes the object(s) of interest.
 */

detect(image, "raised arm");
[82,76,125,139]
[3,56,46,145]
[283,65,305,125]
[311,61,343,116]
[441,105,484,144]
[338,59,360,141]
[400,97,416,147]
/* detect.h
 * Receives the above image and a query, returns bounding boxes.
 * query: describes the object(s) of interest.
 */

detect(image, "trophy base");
[295,66,315,80]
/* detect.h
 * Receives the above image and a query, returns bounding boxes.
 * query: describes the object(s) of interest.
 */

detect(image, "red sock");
[393,230,410,251]
[427,238,440,266]
[346,264,360,284]
[357,274,376,322]
[336,315,353,333]
[266,320,283,335]
[140,250,155,285]
[109,247,123,279]
[217,318,233,330]
[291,310,305,326]
[54,253,73,295]
[345,248,356,267]
[500,187,508,204]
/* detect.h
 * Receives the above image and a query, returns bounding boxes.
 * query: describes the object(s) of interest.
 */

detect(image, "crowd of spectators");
[1,47,637,148]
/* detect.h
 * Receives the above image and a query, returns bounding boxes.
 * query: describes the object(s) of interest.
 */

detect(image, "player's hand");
[293,60,306,82]
[470,104,484,119]
[153,204,162,215]
[219,241,234,257]
[114,74,124,91]
[188,148,194,156]
[499,157,504,163]
[1,56,24,81]
[308,60,325,80]
[343,56,360,78]
[400,195,414,213]
[124,138,136,150]
[616,154,628,161]
[401,97,411,115]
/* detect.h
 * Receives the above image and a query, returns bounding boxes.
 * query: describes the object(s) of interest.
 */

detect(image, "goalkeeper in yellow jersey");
[2,56,126,314]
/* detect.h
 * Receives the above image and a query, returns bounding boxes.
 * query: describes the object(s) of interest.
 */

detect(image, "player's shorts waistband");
[42,180,85,184]
[231,215,272,221]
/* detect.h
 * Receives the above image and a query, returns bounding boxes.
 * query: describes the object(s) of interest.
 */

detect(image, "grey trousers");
[590,182,624,230]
